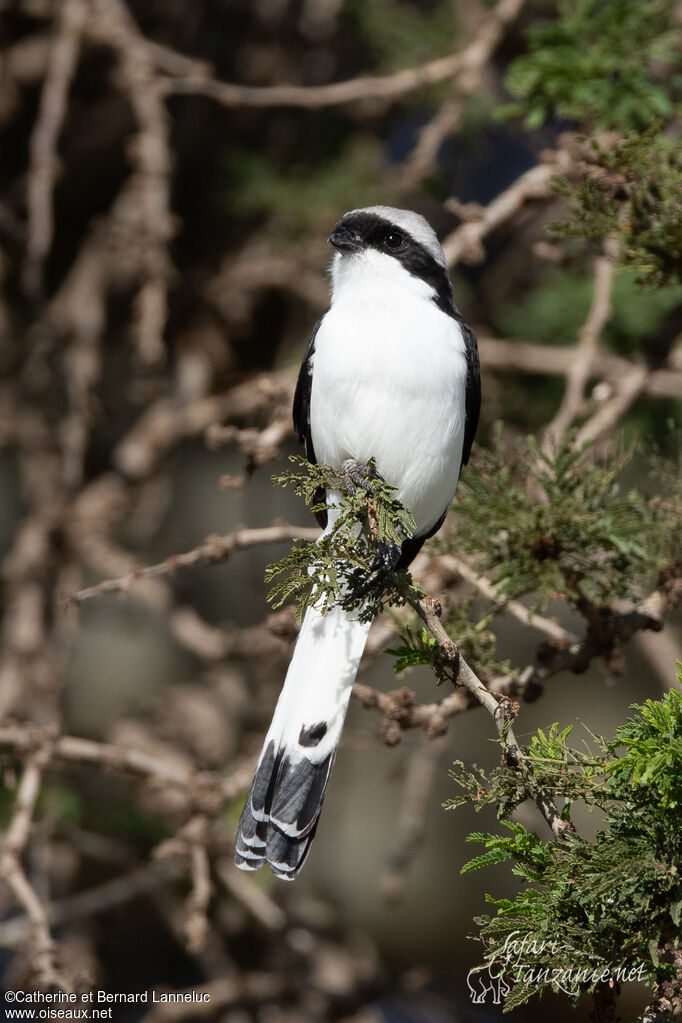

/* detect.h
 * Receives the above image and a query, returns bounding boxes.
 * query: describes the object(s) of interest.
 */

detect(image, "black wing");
[458,317,481,466]
[440,288,481,468]
[292,319,321,465]
[293,319,327,529]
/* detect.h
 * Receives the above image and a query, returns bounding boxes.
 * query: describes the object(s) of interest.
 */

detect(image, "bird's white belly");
[309,296,468,537]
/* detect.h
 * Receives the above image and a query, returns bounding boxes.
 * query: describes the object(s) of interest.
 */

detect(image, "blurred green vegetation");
[494,268,682,355]
[226,137,391,234]
[503,0,680,129]
[344,0,459,72]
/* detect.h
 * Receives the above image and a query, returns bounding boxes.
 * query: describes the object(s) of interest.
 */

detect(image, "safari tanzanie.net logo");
[466,931,647,1004]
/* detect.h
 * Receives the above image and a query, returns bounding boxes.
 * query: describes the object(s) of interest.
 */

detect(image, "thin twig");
[68,524,320,604]
[411,594,572,842]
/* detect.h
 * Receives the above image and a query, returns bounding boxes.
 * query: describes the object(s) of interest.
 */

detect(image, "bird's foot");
[341,540,402,608]
[341,458,381,496]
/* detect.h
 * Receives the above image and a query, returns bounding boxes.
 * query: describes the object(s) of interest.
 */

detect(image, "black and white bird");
[234,206,480,880]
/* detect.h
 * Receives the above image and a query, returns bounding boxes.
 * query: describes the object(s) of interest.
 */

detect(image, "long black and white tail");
[235,600,371,879]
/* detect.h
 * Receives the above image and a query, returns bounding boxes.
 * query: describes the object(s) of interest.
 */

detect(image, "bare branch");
[0,861,182,948]
[441,154,572,267]
[215,859,287,932]
[162,0,525,111]
[352,567,680,744]
[67,523,320,604]
[113,370,295,479]
[477,336,682,399]
[575,364,650,446]
[22,0,87,301]
[156,815,213,953]
[0,741,69,988]
[0,725,257,806]
[380,738,445,903]
[542,252,615,453]
[91,0,174,364]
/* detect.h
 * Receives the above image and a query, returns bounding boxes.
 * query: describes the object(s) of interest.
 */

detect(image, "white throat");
[330,249,437,308]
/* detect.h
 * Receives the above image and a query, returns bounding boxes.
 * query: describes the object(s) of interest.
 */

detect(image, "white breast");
[309,262,468,537]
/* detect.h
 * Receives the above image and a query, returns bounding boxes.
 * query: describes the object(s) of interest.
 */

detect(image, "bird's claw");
[341,458,381,496]
[341,540,402,608]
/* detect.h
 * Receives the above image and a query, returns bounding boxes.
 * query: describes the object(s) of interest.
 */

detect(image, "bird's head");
[328,205,455,313]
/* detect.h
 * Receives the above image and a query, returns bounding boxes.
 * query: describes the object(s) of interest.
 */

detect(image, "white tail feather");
[266,601,371,762]
[235,596,371,878]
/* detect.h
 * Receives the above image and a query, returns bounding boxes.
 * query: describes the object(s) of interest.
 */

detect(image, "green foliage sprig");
[266,456,419,623]
[447,430,672,612]
[502,0,679,130]
[266,457,510,681]
[552,130,682,286]
[449,666,682,1011]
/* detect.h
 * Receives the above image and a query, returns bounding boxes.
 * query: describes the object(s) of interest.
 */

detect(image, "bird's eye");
[384,231,404,249]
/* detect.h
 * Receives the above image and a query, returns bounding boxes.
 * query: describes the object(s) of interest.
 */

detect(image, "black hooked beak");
[328,226,363,254]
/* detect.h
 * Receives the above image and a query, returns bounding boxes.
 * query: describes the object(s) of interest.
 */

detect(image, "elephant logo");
[466,961,511,1004]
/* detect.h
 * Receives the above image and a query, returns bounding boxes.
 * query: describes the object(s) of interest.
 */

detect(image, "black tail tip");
[235,739,332,881]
